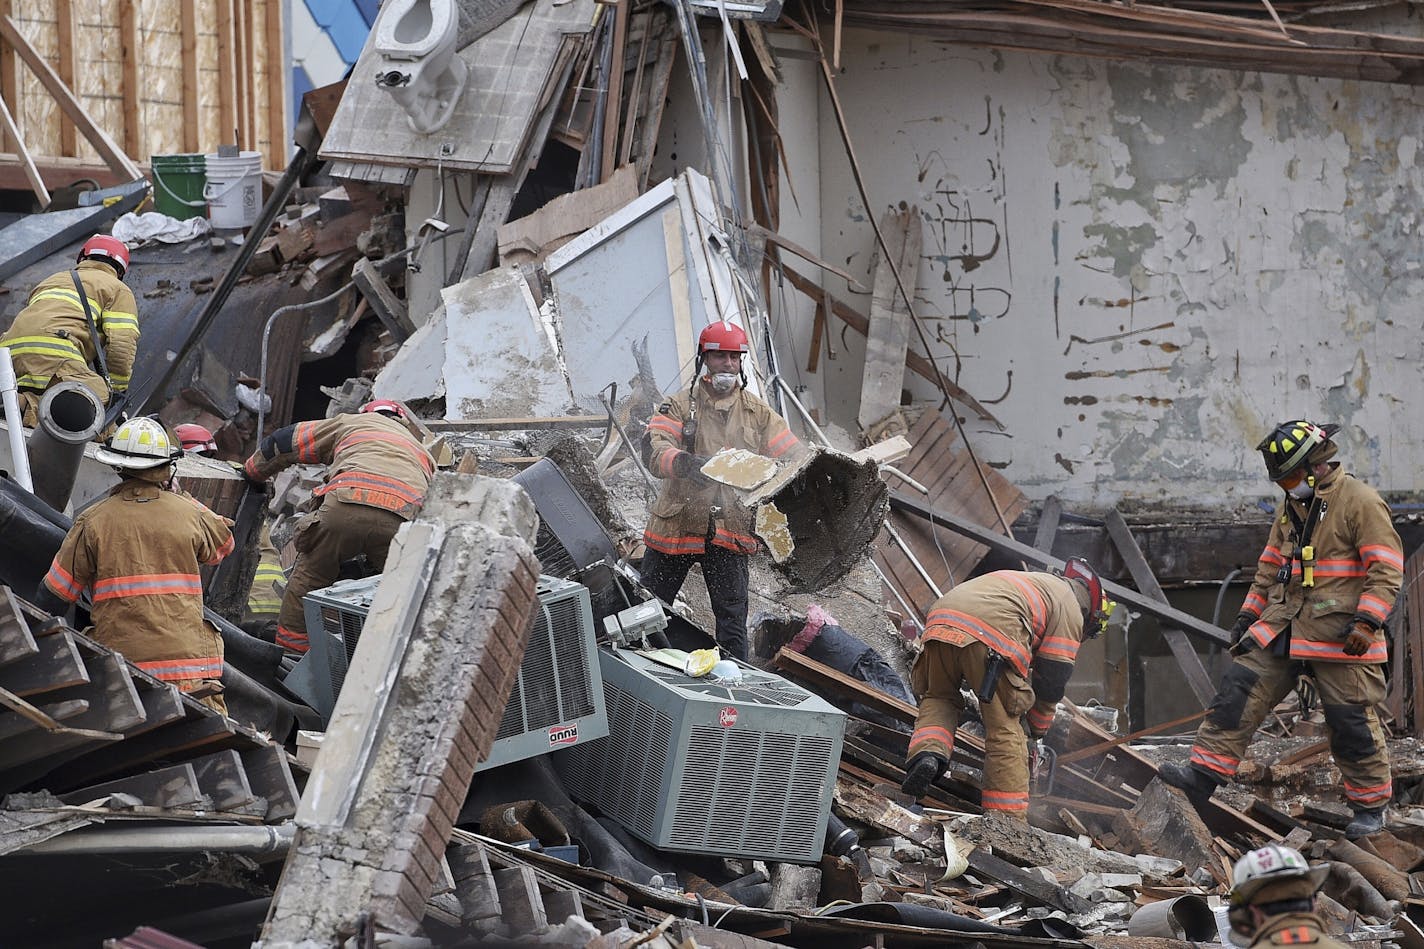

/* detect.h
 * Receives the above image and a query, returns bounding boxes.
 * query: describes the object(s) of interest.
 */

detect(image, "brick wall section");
[260,476,541,946]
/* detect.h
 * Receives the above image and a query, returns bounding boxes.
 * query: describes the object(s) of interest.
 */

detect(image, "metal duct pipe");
[0,348,32,492]
[13,823,294,856]
[26,381,103,511]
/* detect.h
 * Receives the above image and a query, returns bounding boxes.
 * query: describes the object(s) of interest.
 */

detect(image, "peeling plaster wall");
[791,30,1424,511]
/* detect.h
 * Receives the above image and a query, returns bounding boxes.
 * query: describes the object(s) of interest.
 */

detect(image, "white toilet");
[372,0,468,134]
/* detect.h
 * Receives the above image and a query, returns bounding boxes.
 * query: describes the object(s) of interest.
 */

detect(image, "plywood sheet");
[320,0,595,173]
[874,409,1027,620]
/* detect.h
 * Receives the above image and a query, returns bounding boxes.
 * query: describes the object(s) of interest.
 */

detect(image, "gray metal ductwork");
[26,381,104,512]
[13,823,295,856]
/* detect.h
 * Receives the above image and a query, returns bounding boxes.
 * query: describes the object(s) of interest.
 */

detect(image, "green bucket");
[151,153,207,220]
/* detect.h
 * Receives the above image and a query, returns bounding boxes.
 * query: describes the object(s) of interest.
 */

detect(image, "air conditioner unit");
[554,649,844,864]
[293,574,607,771]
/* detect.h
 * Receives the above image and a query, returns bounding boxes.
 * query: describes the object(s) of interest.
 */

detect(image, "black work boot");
[1345,806,1386,839]
[1158,761,1219,809]
[901,752,949,798]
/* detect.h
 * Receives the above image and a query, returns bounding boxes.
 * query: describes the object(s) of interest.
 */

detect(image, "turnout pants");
[276,499,406,654]
[639,545,750,660]
[908,638,1036,818]
[1189,645,1391,810]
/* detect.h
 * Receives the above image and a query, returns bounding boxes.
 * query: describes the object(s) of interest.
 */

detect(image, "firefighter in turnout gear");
[33,417,235,713]
[0,234,137,427]
[639,321,801,660]
[242,400,434,655]
[901,561,1114,817]
[1226,844,1344,948]
[1161,420,1402,839]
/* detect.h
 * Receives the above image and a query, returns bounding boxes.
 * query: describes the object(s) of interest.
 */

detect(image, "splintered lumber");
[426,416,610,432]
[190,749,257,812]
[833,781,943,852]
[1104,510,1216,705]
[352,256,415,342]
[263,476,541,942]
[0,587,38,664]
[967,847,1092,915]
[858,205,922,433]
[774,648,915,722]
[59,762,204,808]
[239,743,300,822]
[0,697,88,741]
[0,627,88,697]
[1057,710,1206,765]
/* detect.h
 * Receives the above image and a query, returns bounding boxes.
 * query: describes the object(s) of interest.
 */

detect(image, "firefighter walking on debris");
[242,400,434,655]
[1161,420,1402,840]
[902,561,1114,817]
[639,320,800,661]
[34,418,235,713]
[1227,844,1344,948]
[0,234,138,427]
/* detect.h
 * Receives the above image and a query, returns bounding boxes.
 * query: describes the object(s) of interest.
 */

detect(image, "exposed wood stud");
[119,0,140,160]
[55,0,76,157]
[180,0,200,152]
[215,0,237,146]
[263,0,286,168]
[0,0,15,155]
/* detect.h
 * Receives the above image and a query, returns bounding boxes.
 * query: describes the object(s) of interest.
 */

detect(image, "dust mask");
[709,372,738,393]
[1287,480,1314,500]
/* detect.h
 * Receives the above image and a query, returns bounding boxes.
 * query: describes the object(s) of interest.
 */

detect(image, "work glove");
[672,451,713,483]
[1341,620,1376,657]
[1229,612,1256,657]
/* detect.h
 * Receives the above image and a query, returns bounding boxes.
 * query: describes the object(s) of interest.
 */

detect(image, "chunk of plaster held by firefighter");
[702,448,778,490]
[755,502,794,563]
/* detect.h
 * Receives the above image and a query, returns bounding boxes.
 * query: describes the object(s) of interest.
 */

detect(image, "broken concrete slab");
[260,474,541,944]
[1112,779,1222,884]
[742,447,889,593]
[374,267,572,419]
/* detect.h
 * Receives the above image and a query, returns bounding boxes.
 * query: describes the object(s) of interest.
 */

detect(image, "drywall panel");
[792,29,1424,510]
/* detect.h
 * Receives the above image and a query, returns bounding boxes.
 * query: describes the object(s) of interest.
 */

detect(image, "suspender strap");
[70,269,110,388]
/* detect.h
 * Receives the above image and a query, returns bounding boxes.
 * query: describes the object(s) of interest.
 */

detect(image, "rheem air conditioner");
[295,574,607,770]
[554,648,845,864]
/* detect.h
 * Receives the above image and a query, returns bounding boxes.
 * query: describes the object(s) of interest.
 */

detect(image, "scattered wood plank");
[59,761,204,808]
[1104,510,1217,705]
[967,847,1092,915]
[351,256,415,342]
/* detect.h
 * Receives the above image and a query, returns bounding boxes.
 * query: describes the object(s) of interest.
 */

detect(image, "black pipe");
[26,381,103,512]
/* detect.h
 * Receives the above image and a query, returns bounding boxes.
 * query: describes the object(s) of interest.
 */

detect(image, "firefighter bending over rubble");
[1161,419,1402,840]
[0,234,138,429]
[640,320,800,661]
[1227,844,1344,948]
[242,400,434,655]
[901,561,1114,817]
[35,418,235,712]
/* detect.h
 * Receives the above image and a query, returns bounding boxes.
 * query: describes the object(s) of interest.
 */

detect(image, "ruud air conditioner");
[297,574,607,770]
[554,649,845,864]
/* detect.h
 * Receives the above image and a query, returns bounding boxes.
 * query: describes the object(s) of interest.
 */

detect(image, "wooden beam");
[0,154,127,191]
[0,14,142,180]
[888,490,1235,647]
[424,416,611,432]
[263,0,286,167]
[1032,495,1062,553]
[55,0,76,157]
[119,0,140,160]
[0,0,16,154]
[237,0,255,149]
[1104,509,1218,706]
[215,0,236,144]
[180,0,199,152]
[600,0,630,182]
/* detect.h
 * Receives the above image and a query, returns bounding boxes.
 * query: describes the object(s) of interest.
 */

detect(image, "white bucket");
[203,150,263,230]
